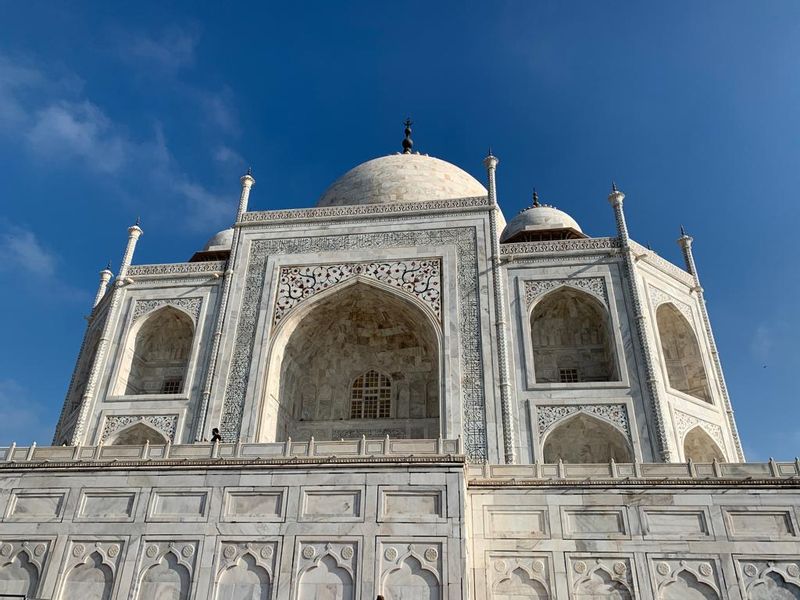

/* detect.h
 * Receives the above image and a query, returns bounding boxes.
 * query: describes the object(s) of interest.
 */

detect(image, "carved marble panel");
[220,228,487,461]
[5,490,67,521]
[674,411,724,452]
[100,415,178,444]
[648,286,693,323]
[489,553,551,599]
[134,540,198,600]
[378,540,443,600]
[736,558,800,599]
[132,297,203,323]
[215,541,278,600]
[568,555,637,599]
[58,540,123,600]
[524,277,609,309]
[537,404,630,439]
[295,541,357,600]
[273,259,441,325]
[0,539,49,598]
[650,557,722,600]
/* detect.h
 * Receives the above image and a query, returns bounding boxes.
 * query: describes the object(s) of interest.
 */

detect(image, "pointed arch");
[494,567,549,599]
[138,551,191,600]
[61,551,113,600]
[656,303,711,402]
[383,555,441,599]
[116,305,195,396]
[105,421,169,446]
[297,554,353,600]
[259,279,442,442]
[0,550,39,598]
[574,568,632,599]
[683,426,725,463]
[530,286,619,383]
[749,570,800,599]
[216,553,270,600]
[542,412,632,463]
[660,570,718,599]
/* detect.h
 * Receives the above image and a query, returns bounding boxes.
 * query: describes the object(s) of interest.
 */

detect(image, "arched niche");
[749,571,800,599]
[260,280,441,442]
[138,552,191,600]
[116,306,194,396]
[383,556,440,600]
[297,555,353,600]
[574,569,631,600]
[530,287,619,384]
[216,554,270,600]
[0,551,39,597]
[683,427,725,463]
[661,571,718,600]
[61,551,113,600]
[106,422,169,446]
[543,413,632,464]
[494,567,549,599]
[656,304,711,402]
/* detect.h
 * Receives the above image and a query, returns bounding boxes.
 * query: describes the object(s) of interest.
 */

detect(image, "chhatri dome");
[317,119,487,207]
[500,189,585,243]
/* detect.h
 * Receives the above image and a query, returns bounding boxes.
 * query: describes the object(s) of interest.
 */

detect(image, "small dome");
[202,228,233,251]
[501,204,583,243]
[317,154,487,207]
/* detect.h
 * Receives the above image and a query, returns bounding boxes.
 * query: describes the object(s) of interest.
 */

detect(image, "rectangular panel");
[562,507,628,539]
[222,488,286,522]
[299,487,363,522]
[379,487,445,523]
[642,508,710,539]
[724,508,796,539]
[484,506,549,539]
[76,489,137,522]
[148,488,209,522]
[6,490,67,521]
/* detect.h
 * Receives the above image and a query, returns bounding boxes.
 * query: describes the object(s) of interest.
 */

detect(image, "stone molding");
[296,541,357,581]
[127,261,226,277]
[648,285,693,323]
[569,556,636,598]
[674,410,725,450]
[216,540,277,580]
[651,557,722,597]
[273,258,441,326]
[100,414,179,443]
[219,228,487,461]
[524,277,608,309]
[489,554,550,596]
[132,297,203,323]
[500,237,621,256]
[240,195,490,224]
[379,540,443,588]
[0,539,50,575]
[629,241,695,287]
[736,558,800,593]
[537,404,630,439]
[63,540,123,577]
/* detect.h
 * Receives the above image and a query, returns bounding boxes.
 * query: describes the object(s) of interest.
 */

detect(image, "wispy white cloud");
[214,144,245,167]
[0,225,57,277]
[750,324,773,364]
[118,28,199,73]
[0,379,56,445]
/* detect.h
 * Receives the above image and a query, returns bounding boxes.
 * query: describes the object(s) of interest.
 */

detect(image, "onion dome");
[501,190,585,243]
[189,227,233,262]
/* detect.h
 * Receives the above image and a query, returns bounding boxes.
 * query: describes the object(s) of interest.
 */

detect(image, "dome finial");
[402,118,413,154]
[611,181,618,193]
[532,188,540,207]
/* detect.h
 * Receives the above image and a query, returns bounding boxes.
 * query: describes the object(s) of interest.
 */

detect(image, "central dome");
[317,154,487,207]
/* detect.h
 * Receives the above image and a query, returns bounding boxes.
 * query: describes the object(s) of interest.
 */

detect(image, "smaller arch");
[749,570,800,599]
[542,412,632,464]
[116,305,195,396]
[656,303,711,402]
[216,553,271,600]
[0,550,39,597]
[61,551,113,600]
[494,567,549,599]
[530,286,619,384]
[105,422,169,446]
[574,568,632,599]
[683,426,725,463]
[297,554,353,600]
[138,552,191,600]
[383,555,440,600]
[660,570,718,600]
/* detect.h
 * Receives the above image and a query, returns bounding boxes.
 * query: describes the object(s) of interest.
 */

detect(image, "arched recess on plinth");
[258,278,443,442]
[683,426,725,463]
[530,286,619,384]
[542,412,632,464]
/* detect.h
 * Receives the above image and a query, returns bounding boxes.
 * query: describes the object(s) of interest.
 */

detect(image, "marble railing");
[468,459,800,481]
[0,437,462,464]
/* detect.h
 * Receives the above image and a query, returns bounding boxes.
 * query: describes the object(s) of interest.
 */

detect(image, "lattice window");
[559,368,579,383]
[161,378,183,394]
[350,370,391,419]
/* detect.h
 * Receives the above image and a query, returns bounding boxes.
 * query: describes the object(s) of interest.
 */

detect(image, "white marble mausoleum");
[1,127,798,599]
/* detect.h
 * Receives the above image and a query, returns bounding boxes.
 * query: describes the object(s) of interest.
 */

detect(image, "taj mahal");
[0,124,798,599]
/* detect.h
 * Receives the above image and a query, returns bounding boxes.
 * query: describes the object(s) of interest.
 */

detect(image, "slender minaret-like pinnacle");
[118,218,143,283]
[92,262,114,308]
[402,118,413,154]
[237,168,256,219]
[532,188,540,207]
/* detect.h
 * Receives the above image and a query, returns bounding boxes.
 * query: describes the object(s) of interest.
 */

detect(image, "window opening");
[559,368,579,383]
[161,378,182,394]
[350,370,391,419]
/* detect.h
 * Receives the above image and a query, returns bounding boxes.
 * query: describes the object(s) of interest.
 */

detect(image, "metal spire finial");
[680,224,687,237]
[532,188,540,207]
[611,181,618,193]
[246,166,252,177]
[105,260,112,271]
[402,118,413,154]
[134,216,141,227]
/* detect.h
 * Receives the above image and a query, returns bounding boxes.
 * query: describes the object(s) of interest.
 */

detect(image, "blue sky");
[0,1,797,460]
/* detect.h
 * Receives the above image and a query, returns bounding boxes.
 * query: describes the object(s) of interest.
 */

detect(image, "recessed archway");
[530,287,619,384]
[260,280,441,442]
[542,413,632,463]
[116,306,194,396]
[106,422,169,446]
[683,427,725,463]
[656,304,711,402]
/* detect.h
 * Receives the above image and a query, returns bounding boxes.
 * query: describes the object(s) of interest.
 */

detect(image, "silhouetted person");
[211,428,222,443]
